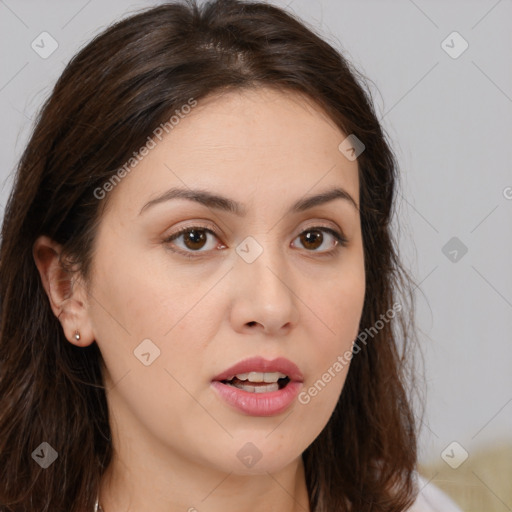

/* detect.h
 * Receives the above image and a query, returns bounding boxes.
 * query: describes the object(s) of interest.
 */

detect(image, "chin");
[219,440,306,476]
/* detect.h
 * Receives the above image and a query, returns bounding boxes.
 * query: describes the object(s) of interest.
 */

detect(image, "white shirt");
[408,473,464,511]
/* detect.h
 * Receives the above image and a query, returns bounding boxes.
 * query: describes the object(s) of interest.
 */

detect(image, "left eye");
[164,225,347,257]
[291,227,347,253]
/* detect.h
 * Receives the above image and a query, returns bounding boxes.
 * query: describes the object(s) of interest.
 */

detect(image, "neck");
[98,453,310,512]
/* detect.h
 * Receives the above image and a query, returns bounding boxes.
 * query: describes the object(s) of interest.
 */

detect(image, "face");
[83,87,365,475]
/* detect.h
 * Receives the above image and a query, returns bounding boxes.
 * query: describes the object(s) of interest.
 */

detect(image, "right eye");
[163,225,225,258]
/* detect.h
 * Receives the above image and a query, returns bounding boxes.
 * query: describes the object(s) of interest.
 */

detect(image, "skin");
[33,87,366,512]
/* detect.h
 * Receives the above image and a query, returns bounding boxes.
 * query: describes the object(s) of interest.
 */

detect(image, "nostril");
[247,321,257,327]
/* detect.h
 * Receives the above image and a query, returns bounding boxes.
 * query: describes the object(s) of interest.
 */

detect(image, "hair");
[0,0,423,510]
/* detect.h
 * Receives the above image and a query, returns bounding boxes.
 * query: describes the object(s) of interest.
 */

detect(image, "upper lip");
[212,356,304,382]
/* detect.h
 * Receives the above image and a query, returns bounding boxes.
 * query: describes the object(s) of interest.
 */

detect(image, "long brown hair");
[0,0,422,510]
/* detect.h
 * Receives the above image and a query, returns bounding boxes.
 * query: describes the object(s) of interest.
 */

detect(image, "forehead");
[102,87,359,218]
[174,87,346,152]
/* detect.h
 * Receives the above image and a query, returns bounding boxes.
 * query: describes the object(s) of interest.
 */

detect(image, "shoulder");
[406,473,464,512]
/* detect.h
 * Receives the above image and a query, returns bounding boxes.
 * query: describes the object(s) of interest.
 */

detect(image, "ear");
[32,235,95,347]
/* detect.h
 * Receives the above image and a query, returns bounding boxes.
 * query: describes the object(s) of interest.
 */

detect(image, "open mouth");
[211,361,303,415]
[220,372,291,393]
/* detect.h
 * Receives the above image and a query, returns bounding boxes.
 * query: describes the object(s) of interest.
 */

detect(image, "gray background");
[1,0,511,475]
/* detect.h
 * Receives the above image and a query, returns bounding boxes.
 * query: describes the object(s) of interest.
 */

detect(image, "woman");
[0,0,463,510]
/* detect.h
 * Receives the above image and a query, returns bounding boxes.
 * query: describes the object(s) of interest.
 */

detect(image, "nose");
[229,238,300,335]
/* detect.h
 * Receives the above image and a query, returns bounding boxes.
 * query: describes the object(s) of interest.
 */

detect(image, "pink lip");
[211,356,304,417]
[211,356,304,383]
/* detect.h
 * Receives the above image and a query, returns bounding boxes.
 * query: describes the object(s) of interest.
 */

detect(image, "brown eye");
[299,229,324,250]
[164,226,221,257]
[180,228,208,250]
[164,224,347,259]
[292,227,347,255]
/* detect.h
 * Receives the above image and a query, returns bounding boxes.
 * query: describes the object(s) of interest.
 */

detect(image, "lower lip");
[211,381,302,416]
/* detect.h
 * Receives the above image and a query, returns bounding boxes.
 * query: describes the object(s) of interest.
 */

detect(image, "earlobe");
[32,235,95,347]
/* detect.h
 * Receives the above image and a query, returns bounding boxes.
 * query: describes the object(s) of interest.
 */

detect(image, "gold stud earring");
[74,330,81,341]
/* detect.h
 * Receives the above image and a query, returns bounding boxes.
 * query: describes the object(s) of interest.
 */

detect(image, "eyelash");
[163,223,348,259]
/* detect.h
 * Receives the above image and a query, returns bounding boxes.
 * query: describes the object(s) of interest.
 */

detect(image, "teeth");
[234,371,288,383]
[231,382,280,393]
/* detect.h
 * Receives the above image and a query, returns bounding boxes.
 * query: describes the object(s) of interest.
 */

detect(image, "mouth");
[212,356,303,387]
[210,356,304,416]
[219,372,291,393]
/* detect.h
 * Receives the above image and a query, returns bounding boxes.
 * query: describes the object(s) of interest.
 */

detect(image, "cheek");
[88,246,218,392]
[311,259,365,351]
[297,259,365,418]
[89,256,216,448]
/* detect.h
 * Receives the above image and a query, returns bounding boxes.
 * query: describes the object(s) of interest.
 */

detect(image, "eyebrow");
[139,186,359,216]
